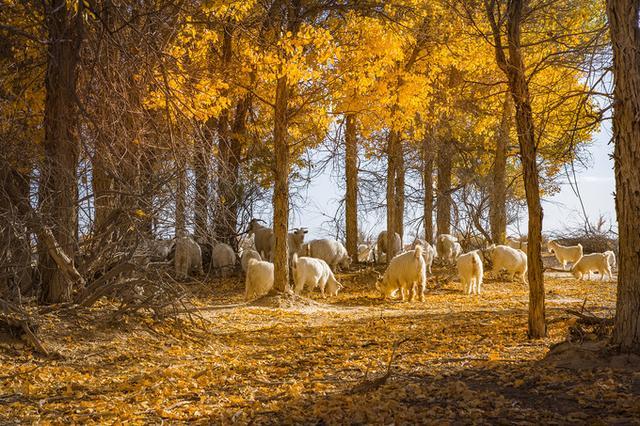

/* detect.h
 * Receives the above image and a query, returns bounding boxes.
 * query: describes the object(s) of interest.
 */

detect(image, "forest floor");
[1,266,639,424]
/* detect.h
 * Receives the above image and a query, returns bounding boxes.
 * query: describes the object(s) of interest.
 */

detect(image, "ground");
[1,266,638,424]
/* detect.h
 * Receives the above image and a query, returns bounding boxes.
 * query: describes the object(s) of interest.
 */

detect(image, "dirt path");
[1,270,636,424]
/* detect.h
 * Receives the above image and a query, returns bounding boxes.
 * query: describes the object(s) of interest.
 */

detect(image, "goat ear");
[303,230,308,234]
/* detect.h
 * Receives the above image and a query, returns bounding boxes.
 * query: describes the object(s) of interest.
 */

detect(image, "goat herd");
[137,218,617,303]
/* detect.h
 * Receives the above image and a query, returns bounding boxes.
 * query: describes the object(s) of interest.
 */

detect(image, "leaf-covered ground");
[1,268,638,424]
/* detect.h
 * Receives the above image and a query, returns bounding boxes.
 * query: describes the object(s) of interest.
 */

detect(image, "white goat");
[305,238,350,272]
[174,236,203,279]
[436,234,460,265]
[548,240,583,270]
[357,244,374,263]
[484,244,528,284]
[506,237,528,253]
[376,245,427,302]
[375,230,402,264]
[414,239,436,274]
[269,227,308,261]
[247,219,274,261]
[291,254,343,297]
[210,243,236,277]
[244,259,274,300]
[604,250,616,269]
[457,250,483,295]
[571,253,612,281]
[241,249,262,273]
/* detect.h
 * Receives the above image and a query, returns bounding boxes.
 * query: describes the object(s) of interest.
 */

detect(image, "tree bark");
[422,136,434,244]
[606,0,640,353]
[436,140,453,236]
[490,94,512,245]
[272,75,290,292]
[486,0,546,338]
[39,0,82,303]
[395,139,405,241]
[345,114,358,263]
[386,130,399,261]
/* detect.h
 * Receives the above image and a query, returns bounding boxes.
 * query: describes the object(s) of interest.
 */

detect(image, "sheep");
[244,259,274,300]
[506,237,528,252]
[291,253,343,297]
[436,234,460,265]
[547,240,583,270]
[357,244,374,263]
[241,249,262,273]
[375,230,402,263]
[484,244,528,284]
[305,238,350,272]
[247,218,274,260]
[174,236,203,279]
[457,250,483,295]
[210,243,236,277]
[571,253,612,281]
[604,250,616,269]
[376,245,427,302]
[414,239,436,274]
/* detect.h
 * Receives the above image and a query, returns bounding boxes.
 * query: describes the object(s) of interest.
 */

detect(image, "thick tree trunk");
[607,0,640,353]
[436,140,452,236]
[39,0,81,303]
[422,136,434,244]
[272,75,290,292]
[344,114,358,263]
[490,94,512,245]
[386,130,399,261]
[395,139,405,241]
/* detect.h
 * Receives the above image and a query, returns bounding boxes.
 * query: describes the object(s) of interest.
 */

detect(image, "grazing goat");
[210,243,236,277]
[291,254,343,297]
[571,253,612,281]
[604,250,616,269]
[375,230,402,264]
[436,234,460,265]
[244,259,274,300]
[175,236,203,279]
[506,237,528,253]
[484,244,528,284]
[376,245,427,302]
[358,244,374,263]
[304,238,350,271]
[548,240,583,270]
[414,239,436,274]
[457,250,483,295]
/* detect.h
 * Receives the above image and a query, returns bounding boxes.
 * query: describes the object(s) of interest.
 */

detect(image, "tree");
[344,115,359,263]
[39,0,83,303]
[606,0,640,353]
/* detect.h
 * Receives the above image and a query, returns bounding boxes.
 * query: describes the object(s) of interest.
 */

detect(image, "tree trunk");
[490,94,512,245]
[272,75,290,292]
[344,114,358,263]
[395,139,405,242]
[436,140,452,236]
[422,136,434,244]
[39,0,82,303]
[386,130,399,261]
[606,0,640,352]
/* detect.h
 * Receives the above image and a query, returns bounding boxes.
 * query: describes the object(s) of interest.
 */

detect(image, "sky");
[292,121,617,242]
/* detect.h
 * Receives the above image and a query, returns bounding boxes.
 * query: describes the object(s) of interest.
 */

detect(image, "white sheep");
[414,239,436,274]
[547,240,583,270]
[174,236,203,279]
[357,244,374,263]
[571,253,612,281]
[305,238,350,272]
[604,250,616,269]
[241,249,262,273]
[457,250,483,295]
[484,244,528,284]
[291,254,343,297]
[436,234,460,265]
[244,259,274,300]
[210,243,236,277]
[376,245,427,302]
[375,230,402,263]
[247,219,274,260]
